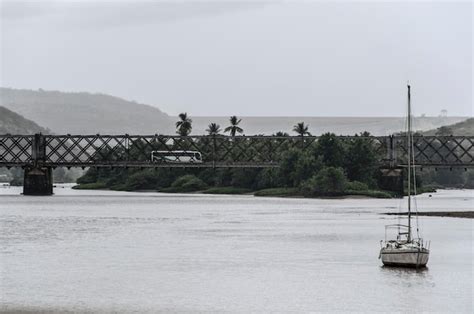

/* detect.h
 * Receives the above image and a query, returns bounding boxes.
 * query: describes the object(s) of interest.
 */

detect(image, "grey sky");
[1,0,472,117]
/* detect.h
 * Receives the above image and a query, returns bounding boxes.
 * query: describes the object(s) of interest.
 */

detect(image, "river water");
[0,186,472,313]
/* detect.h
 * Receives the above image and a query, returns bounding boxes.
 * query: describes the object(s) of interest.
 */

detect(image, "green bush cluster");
[202,187,252,194]
[300,167,347,197]
[169,175,207,192]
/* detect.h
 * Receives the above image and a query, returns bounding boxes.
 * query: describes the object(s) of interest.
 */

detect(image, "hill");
[0,87,468,136]
[423,118,474,136]
[0,106,85,183]
[0,106,49,134]
[0,88,174,134]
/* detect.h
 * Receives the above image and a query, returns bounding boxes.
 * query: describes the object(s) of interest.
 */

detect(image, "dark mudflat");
[384,211,474,219]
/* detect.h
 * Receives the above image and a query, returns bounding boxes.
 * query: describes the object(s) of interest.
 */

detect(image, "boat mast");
[407,84,412,242]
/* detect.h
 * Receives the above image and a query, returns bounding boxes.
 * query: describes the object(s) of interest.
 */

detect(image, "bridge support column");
[22,133,53,195]
[378,168,404,196]
[23,166,53,195]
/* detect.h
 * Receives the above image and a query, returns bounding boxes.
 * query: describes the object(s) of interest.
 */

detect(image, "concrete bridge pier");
[23,167,53,195]
[22,133,53,195]
[23,166,53,195]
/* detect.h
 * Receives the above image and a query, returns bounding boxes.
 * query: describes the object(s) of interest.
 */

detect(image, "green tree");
[292,122,311,137]
[278,148,301,186]
[435,126,453,136]
[293,153,323,186]
[345,133,378,186]
[255,168,282,189]
[176,112,192,136]
[224,116,243,136]
[230,168,261,189]
[277,149,322,187]
[314,132,346,167]
[206,123,221,135]
[293,122,311,149]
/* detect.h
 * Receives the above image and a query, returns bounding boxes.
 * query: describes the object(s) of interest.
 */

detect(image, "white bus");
[151,150,203,163]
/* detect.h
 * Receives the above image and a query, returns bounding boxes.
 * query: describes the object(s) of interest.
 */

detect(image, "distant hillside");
[192,116,468,136]
[423,118,474,136]
[0,106,49,134]
[0,88,174,134]
[1,87,468,136]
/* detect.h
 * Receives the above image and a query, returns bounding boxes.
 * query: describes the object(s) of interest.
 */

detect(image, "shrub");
[171,175,207,192]
[72,182,107,190]
[76,167,99,184]
[254,187,300,197]
[202,187,252,194]
[345,189,393,198]
[300,167,348,196]
[346,181,369,191]
[123,169,160,190]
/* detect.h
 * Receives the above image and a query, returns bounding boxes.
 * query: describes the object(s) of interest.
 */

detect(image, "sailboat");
[379,84,430,268]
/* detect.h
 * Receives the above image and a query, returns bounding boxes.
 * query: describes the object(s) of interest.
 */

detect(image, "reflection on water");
[380,266,433,283]
[379,267,438,302]
[0,186,472,313]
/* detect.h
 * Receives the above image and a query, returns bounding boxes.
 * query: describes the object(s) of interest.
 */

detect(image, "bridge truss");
[1,134,473,169]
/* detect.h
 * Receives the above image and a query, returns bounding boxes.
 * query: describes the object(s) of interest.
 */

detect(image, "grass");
[255,187,393,198]
[254,187,300,197]
[72,182,107,190]
[202,187,253,195]
[345,189,394,198]
[159,186,198,193]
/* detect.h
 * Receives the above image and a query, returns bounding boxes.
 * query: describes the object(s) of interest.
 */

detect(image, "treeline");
[76,115,392,197]
[76,134,389,197]
[74,114,474,197]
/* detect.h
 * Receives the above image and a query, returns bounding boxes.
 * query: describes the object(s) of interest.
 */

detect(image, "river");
[0,186,472,313]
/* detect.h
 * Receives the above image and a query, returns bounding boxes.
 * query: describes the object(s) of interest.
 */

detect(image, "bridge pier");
[23,166,53,195]
[378,168,404,196]
[22,134,53,195]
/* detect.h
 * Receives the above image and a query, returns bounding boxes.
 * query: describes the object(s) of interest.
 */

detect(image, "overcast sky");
[1,0,472,117]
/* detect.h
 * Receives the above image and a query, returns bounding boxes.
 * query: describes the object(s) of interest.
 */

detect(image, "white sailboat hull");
[380,248,429,267]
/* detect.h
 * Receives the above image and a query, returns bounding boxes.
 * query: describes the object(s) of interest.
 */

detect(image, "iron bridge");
[1,133,473,169]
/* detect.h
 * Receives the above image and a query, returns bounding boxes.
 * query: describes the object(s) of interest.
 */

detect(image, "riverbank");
[72,184,396,199]
[384,211,474,219]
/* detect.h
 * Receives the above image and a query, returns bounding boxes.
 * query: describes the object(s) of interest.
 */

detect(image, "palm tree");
[176,112,192,136]
[293,122,310,137]
[206,123,221,136]
[293,122,310,149]
[224,116,243,137]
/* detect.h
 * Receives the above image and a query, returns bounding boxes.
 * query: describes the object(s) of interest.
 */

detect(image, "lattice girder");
[0,134,473,168]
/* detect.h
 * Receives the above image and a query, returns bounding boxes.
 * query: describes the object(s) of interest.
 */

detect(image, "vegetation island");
[73,114,474,198]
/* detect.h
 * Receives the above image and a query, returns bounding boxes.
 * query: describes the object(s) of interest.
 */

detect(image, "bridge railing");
[0,134,473,168]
